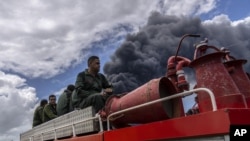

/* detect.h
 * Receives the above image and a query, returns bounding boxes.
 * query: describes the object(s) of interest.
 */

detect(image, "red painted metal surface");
[52,109,250,141]
[104,109,250,141]
[224,59,250,107]
[190,52,246,112]
[104,77,179,128]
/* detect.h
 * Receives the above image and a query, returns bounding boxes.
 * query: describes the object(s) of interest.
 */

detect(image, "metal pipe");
[72,124,76,137]
[175,34,200,63]
[54,129,57,140]
[98,114,104,132]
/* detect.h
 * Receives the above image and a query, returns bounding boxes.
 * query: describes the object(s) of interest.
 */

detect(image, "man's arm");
[38,107,44,121]
[100,74,113,94]
[75,72,92,98]
[100,73,111,88]
[43,105,57,119]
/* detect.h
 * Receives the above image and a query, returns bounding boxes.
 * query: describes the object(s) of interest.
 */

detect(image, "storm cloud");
[104,12,250,94]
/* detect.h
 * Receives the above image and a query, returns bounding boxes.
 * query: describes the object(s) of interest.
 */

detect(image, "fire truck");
[20,34,250,141]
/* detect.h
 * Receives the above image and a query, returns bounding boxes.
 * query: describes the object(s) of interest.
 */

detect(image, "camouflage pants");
[79,93,107,113]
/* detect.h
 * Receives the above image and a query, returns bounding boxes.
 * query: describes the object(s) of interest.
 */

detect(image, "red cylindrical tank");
[224,59,250,107]
[189,52,246,112]
[104,77,178,128]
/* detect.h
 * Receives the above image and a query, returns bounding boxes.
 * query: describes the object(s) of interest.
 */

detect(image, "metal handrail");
[107,88,217,130]
[29,114,103,141]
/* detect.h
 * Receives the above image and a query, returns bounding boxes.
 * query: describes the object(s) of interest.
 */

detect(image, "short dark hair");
[40,99,48,106]
[49,94,56,100]
[67,84,75,91]
[88,56,99,66]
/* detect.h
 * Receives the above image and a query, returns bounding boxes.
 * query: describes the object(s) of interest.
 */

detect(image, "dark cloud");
[104,12,250,94]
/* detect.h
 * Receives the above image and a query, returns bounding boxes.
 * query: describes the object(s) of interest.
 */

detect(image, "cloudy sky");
[0,0,250,140]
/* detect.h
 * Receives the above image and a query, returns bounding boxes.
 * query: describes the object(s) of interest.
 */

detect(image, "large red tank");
[190,46,247,112]
[104,77,178,128]
[224,59,250,107]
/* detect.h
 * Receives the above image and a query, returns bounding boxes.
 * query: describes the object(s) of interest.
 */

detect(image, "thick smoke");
[104,12,250,94]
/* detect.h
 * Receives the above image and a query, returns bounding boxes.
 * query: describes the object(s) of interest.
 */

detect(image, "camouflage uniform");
[72,69,112,113]
[57,89,73,116]
[32,106,44,127]
[43,104,57,122]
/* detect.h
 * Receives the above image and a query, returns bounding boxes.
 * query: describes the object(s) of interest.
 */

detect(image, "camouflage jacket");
[43,103,57,122]
[57,89,73,116]
[72,69,111,108]
[32,106,44,128]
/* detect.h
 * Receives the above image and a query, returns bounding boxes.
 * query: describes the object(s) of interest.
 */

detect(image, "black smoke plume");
[104,12,250,94]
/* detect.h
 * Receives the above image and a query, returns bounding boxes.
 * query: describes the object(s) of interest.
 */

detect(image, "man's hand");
[101,88,113,96]
[104,88,113,93]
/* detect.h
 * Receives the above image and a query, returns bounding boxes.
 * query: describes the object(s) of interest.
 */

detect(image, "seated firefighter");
[186,96,199,115]
[72,56,113,113]
[32,99,48,128]
[57,84,75,116]
[43,94,58,122]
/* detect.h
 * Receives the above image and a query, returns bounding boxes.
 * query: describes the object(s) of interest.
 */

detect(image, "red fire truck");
[20,34,250,141]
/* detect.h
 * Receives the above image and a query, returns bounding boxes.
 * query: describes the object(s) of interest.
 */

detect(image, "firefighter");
[32,99,48,128]
[72,56,113,113]
[57,84,75,116]
[186,96,199,115]
[43,94,57,122]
